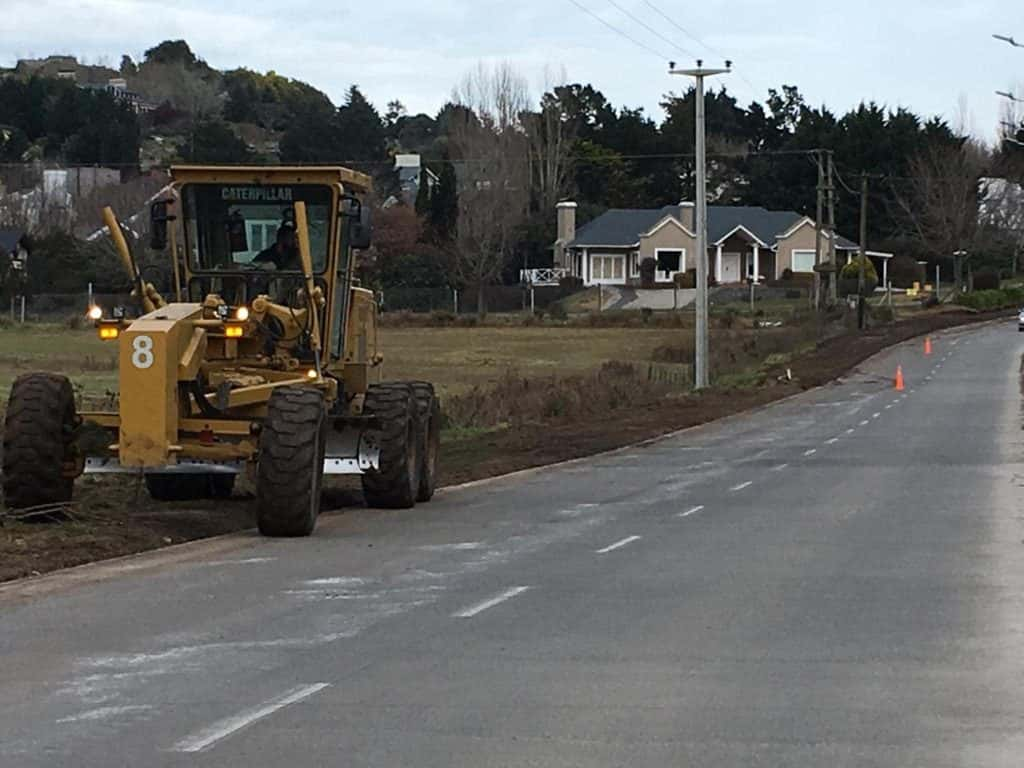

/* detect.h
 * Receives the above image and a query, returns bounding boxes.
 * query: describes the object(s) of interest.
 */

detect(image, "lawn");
[0,323,117,403]
[0,323,696,403]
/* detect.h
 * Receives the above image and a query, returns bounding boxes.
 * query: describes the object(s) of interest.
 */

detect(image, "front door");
[721,253,741,283]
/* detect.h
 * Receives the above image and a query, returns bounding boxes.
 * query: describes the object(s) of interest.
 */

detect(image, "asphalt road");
[2,320,1024,767]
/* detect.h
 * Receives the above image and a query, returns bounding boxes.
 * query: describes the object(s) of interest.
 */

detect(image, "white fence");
[520,268,568,286]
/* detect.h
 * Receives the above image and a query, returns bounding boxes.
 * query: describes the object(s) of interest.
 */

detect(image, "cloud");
[2,0,1013,138]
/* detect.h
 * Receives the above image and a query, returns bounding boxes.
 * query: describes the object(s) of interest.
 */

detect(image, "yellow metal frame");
[91,165,380,471]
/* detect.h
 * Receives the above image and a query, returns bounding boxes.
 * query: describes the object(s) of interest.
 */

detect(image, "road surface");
[2,321,1023,767]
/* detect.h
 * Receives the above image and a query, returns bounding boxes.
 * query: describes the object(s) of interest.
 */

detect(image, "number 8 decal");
[132,335,155,369]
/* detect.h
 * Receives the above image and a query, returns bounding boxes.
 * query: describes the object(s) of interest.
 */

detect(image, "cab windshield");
[182,183,333,273]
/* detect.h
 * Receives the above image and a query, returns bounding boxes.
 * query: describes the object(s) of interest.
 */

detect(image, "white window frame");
[791,249,817,274]
[654,248,686,282]
[590,253,626,284]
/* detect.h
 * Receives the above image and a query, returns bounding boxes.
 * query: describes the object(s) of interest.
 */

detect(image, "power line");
[639,0,761,98]
[603,0,696,60]
[565,0,672,61]
[641,0,729,60]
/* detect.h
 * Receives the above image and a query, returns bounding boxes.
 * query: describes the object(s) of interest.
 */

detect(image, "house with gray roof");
[553,201,892,287]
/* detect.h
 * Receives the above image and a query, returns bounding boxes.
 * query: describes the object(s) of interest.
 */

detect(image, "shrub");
[674,271,696,289]
[641,307,654,324]
[454,314,478,327]
[972,270,1000,291]
[954,288,1024,311]
[639,257,656,289]
[428,310,456,326]
[558,275,583,292]
[838,256,879,296]
[548,301,568,321]
[887,254,923,289]
[781,268,794,281]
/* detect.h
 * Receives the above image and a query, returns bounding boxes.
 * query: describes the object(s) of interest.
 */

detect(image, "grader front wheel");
[361,383,420,509]
[2,373,78,509]
[255,387,327,537]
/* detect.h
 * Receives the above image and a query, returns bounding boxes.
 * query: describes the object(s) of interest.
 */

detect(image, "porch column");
[715,244,723,282]
[882,257,888,288]
[752,244,760,283]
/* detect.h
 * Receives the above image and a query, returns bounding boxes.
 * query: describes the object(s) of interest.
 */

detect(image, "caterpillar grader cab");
[1,166,441,536]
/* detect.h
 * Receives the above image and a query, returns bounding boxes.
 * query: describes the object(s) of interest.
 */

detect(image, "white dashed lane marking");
[729,481,753,492]
[596,536,642,555]
[804,449,817,457]
[678,505,705,518]
[453,586,531,617]
[173,683,331,753]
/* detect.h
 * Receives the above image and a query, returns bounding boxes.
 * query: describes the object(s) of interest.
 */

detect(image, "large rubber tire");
[2,373,77,509]
[256,387,326,537]
[409,381,440,503]
[145,473,236,501]
[361,383,420,509]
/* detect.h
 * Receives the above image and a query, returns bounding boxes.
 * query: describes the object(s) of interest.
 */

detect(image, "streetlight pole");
[669,59,731,390]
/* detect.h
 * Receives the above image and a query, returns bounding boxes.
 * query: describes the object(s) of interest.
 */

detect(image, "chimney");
[555,201,577,267]
[678,200,695,231]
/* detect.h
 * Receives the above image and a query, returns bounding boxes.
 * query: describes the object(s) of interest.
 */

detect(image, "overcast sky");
[4,0,1021,142]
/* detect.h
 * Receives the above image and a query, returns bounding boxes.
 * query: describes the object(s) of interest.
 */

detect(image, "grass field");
[0,323,698,403]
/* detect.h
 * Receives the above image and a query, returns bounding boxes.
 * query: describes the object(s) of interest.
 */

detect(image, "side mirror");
[349,203,372,250]
[149,199,172,250]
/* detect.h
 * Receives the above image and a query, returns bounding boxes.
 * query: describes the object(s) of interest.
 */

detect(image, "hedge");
[954,287,1024,311]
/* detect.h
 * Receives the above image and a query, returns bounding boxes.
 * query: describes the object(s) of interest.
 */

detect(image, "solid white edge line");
[172,683,330,753]
[453,586,531,618]
[596,535,642,554]
[729,481,753,492]
[679,505,705,518]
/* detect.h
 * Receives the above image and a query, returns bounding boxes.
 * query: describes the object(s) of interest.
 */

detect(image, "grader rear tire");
[256,387,326,537]
[409,381,440,503]
[2,373,77,509]
[361,383,420,509]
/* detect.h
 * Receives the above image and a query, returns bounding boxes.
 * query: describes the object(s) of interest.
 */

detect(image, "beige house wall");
[775,220,820,278]
[638,220,695,263]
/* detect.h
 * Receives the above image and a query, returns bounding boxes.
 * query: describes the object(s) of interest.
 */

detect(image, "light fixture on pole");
[669,59,731,390]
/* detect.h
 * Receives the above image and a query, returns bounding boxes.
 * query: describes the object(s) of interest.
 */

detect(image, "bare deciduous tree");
[448,62,531,316]
[891,140,987,290]
[525,68,579,215]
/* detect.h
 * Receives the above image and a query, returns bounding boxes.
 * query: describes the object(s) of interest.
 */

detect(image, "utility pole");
[814,150,825,310]
[826,151,838,304]
[669,59,731,390]
[858,174,869,330]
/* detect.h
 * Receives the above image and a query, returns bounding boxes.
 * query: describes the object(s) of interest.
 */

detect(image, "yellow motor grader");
[1,166,440,536]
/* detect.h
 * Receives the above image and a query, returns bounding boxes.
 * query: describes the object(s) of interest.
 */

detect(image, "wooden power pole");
[858,174,869,330]
[826,151,837,304]
[814,150,824,310]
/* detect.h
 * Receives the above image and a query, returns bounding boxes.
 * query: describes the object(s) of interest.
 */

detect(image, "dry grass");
[378,325,701,400]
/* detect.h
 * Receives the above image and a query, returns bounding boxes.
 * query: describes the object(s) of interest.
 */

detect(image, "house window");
[592,255,625,282]
[791,249,816,273]
[630,252,640,278]
[654,249,685,281]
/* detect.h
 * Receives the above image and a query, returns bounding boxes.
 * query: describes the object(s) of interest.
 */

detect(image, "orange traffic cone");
[895,365,905,391]
[924,336,932,356]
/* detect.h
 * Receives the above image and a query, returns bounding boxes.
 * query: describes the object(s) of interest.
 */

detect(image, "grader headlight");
[87,305,103,321]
